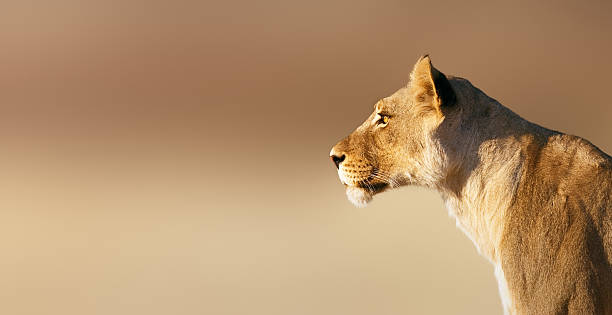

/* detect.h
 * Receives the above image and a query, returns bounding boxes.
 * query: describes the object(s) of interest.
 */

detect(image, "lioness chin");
[330,56,612,314]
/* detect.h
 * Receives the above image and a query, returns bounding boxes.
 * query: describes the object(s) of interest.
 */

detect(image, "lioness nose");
[330,154,346,169]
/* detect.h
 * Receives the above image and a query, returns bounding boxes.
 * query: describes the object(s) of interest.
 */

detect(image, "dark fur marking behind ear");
[432,68,456,107]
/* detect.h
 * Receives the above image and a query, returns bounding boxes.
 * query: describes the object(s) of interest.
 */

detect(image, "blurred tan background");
[1,0,611,314]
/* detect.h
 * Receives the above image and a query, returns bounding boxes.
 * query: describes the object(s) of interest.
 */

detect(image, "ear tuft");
[410,55,433,87]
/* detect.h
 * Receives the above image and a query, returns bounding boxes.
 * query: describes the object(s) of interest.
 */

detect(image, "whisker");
[370,170,401,188]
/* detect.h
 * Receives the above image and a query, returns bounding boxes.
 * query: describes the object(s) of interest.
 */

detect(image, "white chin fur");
[345,187,373,208]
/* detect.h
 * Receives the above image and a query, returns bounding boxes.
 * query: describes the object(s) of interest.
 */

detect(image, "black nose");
[331,154,346,169]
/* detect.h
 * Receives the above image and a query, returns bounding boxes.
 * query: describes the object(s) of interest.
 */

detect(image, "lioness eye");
[377,115,389,126]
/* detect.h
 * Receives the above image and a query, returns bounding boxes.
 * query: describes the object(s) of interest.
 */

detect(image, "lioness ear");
[409,55,456,114]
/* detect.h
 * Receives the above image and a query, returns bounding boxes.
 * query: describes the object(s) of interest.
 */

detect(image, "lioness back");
[330,55,612,314]
[502,133,612,314]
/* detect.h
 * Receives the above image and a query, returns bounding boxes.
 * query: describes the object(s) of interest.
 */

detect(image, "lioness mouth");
[357,181,389,193]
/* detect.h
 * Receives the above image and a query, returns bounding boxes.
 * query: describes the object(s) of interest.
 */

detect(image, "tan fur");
[330,56,612,314]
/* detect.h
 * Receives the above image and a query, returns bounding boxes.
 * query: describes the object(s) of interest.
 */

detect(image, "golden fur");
[330,56,612,314]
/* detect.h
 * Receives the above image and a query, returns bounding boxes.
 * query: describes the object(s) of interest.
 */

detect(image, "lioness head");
[330,55,463,207]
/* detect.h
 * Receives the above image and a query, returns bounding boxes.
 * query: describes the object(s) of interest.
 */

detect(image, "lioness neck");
[437,97,546,264]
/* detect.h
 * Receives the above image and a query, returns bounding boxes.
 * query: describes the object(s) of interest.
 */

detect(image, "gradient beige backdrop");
[1,1,611,314]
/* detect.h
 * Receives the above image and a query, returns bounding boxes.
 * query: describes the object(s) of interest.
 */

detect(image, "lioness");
[330,56,612,314]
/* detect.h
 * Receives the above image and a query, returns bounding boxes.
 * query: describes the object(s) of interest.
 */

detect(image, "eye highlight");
[376,114,390,127]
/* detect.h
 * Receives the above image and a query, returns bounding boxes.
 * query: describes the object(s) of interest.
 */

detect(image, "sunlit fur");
[330,56,612,314]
